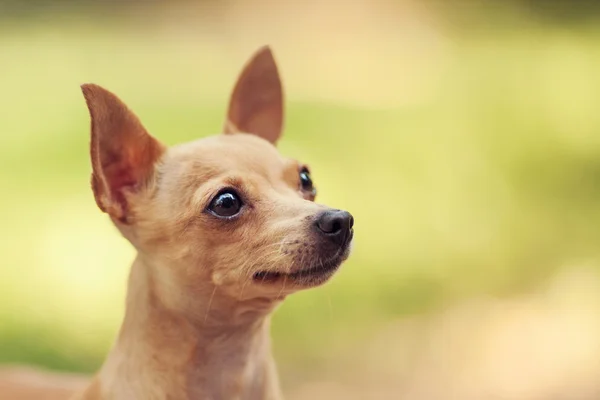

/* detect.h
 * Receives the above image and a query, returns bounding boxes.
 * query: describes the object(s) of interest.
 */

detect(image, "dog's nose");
[315,209,354,246]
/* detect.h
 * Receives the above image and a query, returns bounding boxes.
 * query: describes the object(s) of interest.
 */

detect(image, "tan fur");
[59,46,352,400]
[0,367,88,399]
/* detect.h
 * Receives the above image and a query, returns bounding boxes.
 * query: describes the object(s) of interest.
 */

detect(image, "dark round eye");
[208,191,242,218]
[299,168,313,191]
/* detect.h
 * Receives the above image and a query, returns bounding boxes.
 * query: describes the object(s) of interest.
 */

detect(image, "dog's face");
[81,47,353,302]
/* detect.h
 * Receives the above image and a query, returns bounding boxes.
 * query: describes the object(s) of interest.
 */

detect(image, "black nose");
[315,209,354,246]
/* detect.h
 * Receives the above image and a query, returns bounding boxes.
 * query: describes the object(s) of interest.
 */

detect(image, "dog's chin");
[252,242,352,288]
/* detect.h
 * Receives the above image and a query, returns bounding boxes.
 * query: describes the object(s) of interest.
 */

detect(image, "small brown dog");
[69,46,354,399]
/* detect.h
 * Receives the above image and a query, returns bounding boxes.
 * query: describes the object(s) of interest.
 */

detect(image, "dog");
[67,46,354,399]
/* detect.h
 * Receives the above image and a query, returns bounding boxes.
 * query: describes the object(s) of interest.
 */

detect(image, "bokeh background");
[2,0,600,399]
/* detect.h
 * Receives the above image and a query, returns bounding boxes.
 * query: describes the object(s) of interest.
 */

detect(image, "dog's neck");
[94,255,283,400]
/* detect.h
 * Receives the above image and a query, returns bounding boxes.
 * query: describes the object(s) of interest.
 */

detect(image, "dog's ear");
[224,46,284,145]
[81,84,166,223]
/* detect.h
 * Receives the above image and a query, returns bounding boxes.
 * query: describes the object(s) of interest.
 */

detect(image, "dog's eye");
[299,167,317,200]
[299,168,313,191]
[208,191,242,218]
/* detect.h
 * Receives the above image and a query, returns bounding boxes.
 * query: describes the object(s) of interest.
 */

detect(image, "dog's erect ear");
[224,46,284,145]
[81,84,166,223]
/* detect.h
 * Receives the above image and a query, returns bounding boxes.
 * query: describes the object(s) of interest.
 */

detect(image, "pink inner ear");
[105,163,138,193]
[102,134,163,193]
[103,164,137,219]
[82,83,165,221]
[94,137,163,222]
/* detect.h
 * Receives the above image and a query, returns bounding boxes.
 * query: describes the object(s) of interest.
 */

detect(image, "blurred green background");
[2,1,600,398]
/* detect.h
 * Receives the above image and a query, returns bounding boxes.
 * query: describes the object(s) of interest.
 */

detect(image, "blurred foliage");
[1,1,600,391]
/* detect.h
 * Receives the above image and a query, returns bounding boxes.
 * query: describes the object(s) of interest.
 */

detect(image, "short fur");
[69,46,354,399]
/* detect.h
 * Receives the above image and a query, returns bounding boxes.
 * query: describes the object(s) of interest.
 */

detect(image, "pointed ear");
[81,84,166,223]
[223,46,284,145]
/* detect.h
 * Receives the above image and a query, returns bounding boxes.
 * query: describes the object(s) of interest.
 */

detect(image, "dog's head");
[81,46,353,302]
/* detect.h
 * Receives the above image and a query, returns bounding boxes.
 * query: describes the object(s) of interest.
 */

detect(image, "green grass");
[2,14,600,382]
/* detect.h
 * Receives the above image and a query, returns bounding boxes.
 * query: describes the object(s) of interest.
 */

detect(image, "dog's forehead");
[166,134,294,179]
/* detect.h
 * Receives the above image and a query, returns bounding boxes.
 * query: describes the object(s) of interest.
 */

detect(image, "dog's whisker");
[242,248,288,276]
[237,248,290,299]
[239,250,280,276]
[276,275,288,298]
[203,286,218,325]
[238,278,250,300]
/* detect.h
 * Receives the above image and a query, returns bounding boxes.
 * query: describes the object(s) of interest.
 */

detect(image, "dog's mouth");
[252,257,342,285]
[253,257,341,283]
[252,237,352,286]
